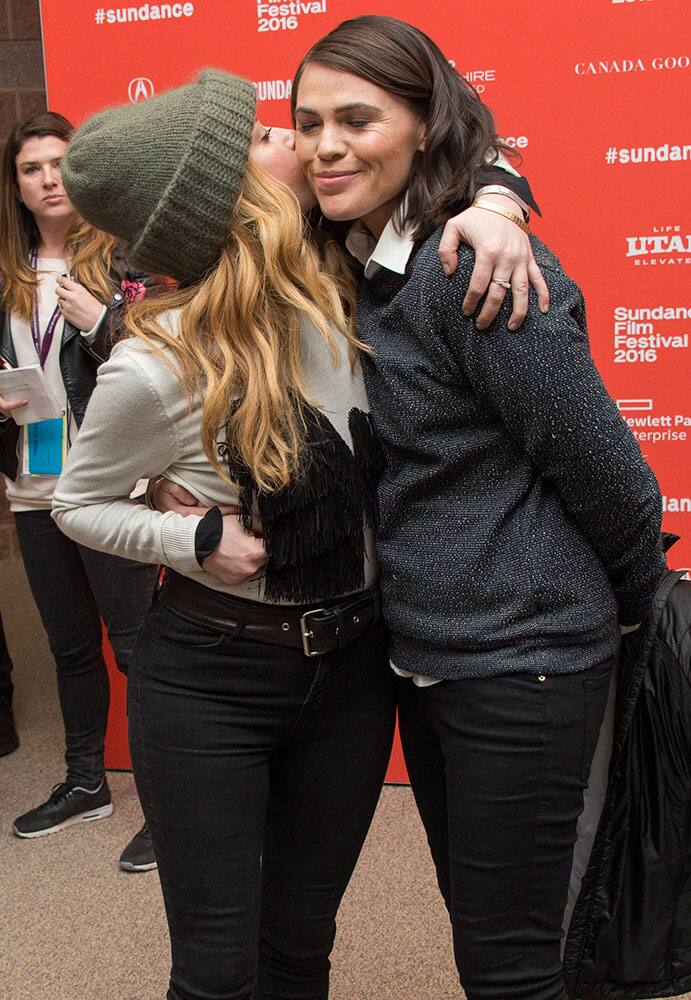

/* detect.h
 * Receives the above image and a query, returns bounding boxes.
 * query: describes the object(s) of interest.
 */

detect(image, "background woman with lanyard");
[0,112,157,872]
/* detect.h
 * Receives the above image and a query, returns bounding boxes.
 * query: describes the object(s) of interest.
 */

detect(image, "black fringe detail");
[218,407,383,603]
[347,408,383,531]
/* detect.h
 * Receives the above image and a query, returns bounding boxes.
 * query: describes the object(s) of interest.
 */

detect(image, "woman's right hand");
[151,478,203,515]
[438,202,549,330]
[0,394,27,420]
[151,477,243,520]
[202,514,268,585]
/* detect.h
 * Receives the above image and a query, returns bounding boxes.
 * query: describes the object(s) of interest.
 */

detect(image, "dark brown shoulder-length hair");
[0,111,118,320]
[291,15,514,241]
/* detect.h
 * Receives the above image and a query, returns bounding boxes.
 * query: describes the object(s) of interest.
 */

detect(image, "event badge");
[22,414,67,477]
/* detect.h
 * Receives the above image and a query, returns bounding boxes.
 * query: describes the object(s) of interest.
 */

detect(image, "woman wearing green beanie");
[53,67,538,999]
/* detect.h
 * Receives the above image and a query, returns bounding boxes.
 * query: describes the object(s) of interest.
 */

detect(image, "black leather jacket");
[0,259,155,480]
[564,535,690,999]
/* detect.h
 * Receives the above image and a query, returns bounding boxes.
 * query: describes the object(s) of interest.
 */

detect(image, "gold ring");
[491,277,511,290]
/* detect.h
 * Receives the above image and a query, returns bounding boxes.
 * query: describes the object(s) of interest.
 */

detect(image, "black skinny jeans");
[0,610,13,710]
[127,596,396,1000]
[396,656,614,1000]
[14,509,157,786]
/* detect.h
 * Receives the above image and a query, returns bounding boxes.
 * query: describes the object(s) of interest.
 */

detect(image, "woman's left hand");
[55,276,105,332]
[439,201,550,331]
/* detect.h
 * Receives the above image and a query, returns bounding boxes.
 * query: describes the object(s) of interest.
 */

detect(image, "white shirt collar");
[345,212,415,280]
[344,152,524,279]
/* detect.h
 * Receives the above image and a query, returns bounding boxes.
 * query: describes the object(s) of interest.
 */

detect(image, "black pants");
[0,610,13,710]
[396,657,614,1000]
[14,509,157,786]
[127,597,396,1000]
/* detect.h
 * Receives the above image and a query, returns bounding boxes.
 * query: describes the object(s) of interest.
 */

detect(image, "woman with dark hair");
[0,112,157,870]
[292,16,666,1000]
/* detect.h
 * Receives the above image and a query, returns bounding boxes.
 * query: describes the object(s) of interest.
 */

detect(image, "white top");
[52,311,378,603]
[3,258,105,512]
[346,216,416,280]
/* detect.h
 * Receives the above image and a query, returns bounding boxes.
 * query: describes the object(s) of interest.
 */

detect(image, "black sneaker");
[12,778,113,838]
[119,821,157,872]
[0,707,18,756]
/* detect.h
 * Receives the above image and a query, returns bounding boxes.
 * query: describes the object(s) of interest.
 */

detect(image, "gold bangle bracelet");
[474,185,530,221]
[471,201,531,235]
[145,474,167,511]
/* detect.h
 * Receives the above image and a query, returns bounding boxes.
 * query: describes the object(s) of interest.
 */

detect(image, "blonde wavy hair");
[0,112,119,320]
[125,159,363,493]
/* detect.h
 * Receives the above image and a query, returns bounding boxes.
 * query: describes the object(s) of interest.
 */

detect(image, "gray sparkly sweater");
[356,232,665,680]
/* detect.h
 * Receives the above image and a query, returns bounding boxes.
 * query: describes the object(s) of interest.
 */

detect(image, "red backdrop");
[39,0,691,780]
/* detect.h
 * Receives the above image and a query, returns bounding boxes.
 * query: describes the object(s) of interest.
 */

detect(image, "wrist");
[81,304,108,337]
[475,185,530,222]
[471,200,530,235]
[145,475,167,511]
[195,507,223,567]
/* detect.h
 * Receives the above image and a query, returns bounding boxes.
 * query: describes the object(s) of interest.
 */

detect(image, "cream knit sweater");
[52,311,377,602]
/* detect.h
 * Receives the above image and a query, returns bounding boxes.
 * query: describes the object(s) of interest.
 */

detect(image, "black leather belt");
[158,571,381,657]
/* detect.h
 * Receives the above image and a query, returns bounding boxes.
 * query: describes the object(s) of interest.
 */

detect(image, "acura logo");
[128,78,155,103]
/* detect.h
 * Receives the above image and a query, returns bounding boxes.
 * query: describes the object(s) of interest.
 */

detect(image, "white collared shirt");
[345,214,415,278]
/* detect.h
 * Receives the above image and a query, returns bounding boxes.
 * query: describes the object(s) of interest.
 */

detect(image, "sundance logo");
[128,77,154,102]
[255,79,292,102]
[625,226,691,266]
[575,54,689,74]
[606,142,691,164]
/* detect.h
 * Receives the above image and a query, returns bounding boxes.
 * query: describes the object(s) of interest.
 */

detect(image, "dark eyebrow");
[294,102,382,116]
[18,157,61,167]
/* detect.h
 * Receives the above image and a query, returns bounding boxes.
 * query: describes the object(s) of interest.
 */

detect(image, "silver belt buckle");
[300,608,328,657]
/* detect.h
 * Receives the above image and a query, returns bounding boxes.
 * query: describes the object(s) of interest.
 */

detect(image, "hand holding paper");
[0,392,28,419]
[0,365,62,425]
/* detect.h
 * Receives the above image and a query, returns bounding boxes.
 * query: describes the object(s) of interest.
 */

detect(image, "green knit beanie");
[62,69,256,284]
